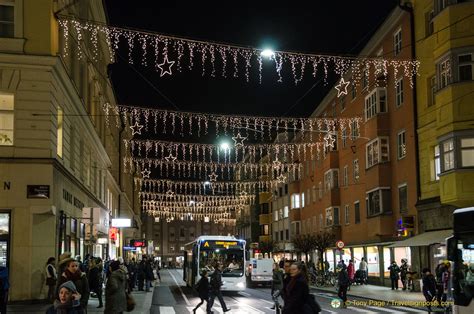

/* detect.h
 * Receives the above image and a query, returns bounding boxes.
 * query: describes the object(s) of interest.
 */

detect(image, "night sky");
[104,1,398,120]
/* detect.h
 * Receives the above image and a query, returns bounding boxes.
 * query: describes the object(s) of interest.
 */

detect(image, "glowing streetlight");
[260,49,275,58]
[204,181,211,185]
[220,141,231,150]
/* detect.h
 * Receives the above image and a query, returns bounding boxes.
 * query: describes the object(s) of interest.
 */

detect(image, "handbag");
[126,293,136,312]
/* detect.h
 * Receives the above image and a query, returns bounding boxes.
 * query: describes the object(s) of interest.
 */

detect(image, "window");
[325,208,333,227]
[275,232,278,241]
[334,207,340,226]
[366,137,390,168]
[365,88,387,120]
[0,92,14,146]
[312,185,316,203]
[284,184,288,195]
[291,193,300,209]
[279,208,283,220]
[280,231,283,241]
[434,145,441,180]
[351,120,359,140]
[439,58,452,89]
[285,229,289,240]
[279,187,283,197]
[344,205,350,225]
[351,81,356,99]
[274,210,279,221]
[429,76,436,106]
[343,165,348,187]
[394,28,402,56]
[436,0,450,13]
[57,107,64,158]
[301,192,305,207]
[362,71,369,90]
[324,169,339,191]
[461,138,474,167]
[366,188,391,216]
[458,54,473,81]
[342,128,347,148]
[283,206,289,218]
[399,184,408,213]
[443,138,455,171]
[318,182,322,199]
[397,131,407,159]
[354,202,360,224]
[340,94,346,111]
[426,10,434,36]
[0,1,14,38]
[396,78,404,107]
[353,159,360,182]
[169,246,175,252]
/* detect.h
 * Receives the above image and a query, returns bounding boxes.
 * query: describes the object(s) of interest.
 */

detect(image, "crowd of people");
[44,253,161,313]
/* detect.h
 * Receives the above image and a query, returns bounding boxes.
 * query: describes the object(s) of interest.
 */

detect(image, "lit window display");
[340,248,352,264]
[353,247,364,270]
[383,247,391,277]
[394,246,411,265]
[325,249,335,271]
[367,246,380,276]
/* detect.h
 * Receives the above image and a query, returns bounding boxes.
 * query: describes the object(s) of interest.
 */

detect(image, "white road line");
[391,305,428,313]
[322,309,338,314]
[238,291,251,297]
[167,269,191,306]
[366,305,405,313]
[158,306,176,314]
[348,306,379,313]
[259,298,274,305]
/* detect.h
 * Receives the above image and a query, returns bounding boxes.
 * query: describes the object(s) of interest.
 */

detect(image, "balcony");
[364,113,390,139]
[323,150,339,169]
[259,213,271,225]
[322,188,340,207]
[365,162,392,189]
[440,170,474,207]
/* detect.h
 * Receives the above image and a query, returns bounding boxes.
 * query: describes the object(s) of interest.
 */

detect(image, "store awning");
[388,230,452,247]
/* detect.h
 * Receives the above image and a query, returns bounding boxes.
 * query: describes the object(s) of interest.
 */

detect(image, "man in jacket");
[422,268,437,312]
[337,265,350,309]
[388,261,401,290]
[207,263,230,313]
[144,257,154,292]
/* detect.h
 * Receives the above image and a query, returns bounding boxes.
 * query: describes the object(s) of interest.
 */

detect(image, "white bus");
[183,235,247,291]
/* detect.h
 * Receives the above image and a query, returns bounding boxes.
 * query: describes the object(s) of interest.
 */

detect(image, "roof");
[388,230,452,248]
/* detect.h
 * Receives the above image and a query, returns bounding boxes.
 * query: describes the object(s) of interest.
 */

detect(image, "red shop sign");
[109,227,118,241]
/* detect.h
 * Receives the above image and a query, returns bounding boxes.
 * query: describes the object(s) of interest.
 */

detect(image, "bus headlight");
[236,282,245,288]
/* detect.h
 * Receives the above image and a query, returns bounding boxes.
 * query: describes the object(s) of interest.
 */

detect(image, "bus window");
[448,236,474,307]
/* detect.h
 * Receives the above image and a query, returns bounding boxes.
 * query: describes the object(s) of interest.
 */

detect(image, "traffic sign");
[336,240,345,249]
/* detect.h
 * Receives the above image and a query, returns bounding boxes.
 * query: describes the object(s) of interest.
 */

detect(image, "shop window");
[0,1,14,38]
[367,246,380,277]
[353,247,364,270]
[325,249,335,271]
[395,78,404,107]
[354,201,360,224]
[366,188,391,217]
[398,184,408,213]
[366,137,390,168]
[394,247,411,268]
[394,28,402,56]
[397,131,407,159]
[383,247,391,278]
[0,93,14,146]
[461,138,474,167]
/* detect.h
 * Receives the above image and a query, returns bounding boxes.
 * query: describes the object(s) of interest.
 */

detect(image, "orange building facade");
[291,7,420,286]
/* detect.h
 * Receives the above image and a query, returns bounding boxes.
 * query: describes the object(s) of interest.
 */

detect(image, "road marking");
[238,291,251,297]
[366,305,407,313]
[322,309,338,314]
[391,305,428,313]
[158,306,176,314]
[347,306,379,313]
[168,269,191,306]
[259,298,274,305]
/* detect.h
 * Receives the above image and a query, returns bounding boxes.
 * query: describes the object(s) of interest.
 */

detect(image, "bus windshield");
[198,240,245,277]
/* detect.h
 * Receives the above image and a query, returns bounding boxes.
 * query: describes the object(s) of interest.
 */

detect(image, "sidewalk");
[7,288,154,313]
[311,283,426,303]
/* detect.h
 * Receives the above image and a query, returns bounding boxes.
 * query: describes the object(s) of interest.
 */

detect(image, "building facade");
[0,0,140,301]
[412,0,474,272]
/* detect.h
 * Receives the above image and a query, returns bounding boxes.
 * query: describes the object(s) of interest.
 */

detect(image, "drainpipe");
[398,1,421,208]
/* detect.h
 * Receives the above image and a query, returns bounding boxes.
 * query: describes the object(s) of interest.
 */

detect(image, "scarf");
[53,299,74,314]
[64,269,83,282]
[286,273,302,294]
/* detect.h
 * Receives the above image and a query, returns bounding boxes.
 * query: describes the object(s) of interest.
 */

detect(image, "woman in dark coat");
[88,257,104,308]
[192,270,210,313]
[104,260,128,314]
[56,257,89,310]
[283,262,309,314]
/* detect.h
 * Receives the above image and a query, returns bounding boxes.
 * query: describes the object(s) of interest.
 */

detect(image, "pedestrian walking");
[421,268,437,313]
[282,262,309,314]
[0,265,9,314]
[104,260,128,314]
[56,255,90,310]
[271,262,284,310]
[144,257,154,292]
[400,259,409,290]
[126,258,137,291]
[88,257,104,308]
[434,261,445,307]
[347,260,355,289]
[137,258,146,291]
[46,281,84,314]
[45,257,58,302]
[358,257,368,284]
[388,261,401,290]
[192,270,210,313]
[441,261,451,304]
[281,259,293,305]
[207,263,231,313]
[337,264,350,308]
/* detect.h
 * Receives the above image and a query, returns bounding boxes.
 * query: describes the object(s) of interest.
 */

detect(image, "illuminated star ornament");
[277,173,286,184]
[324,133,336,149]
[130,121,144,135]
[209,172,218,182]
[239,190,248,197]
[335,77,350,97]
[157,56,175,77]
[164,153,177,163]
[166,190,175,197]
[141,168,151,179]
[272,158,282,170]
[232,132,247,147]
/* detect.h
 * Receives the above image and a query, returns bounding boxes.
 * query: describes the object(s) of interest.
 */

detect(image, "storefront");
[0,212,10,268]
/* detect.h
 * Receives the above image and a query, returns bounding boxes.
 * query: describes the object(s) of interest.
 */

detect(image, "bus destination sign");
[201,240,241,249]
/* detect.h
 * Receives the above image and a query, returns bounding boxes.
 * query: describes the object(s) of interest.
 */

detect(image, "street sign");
[336,240,345,249]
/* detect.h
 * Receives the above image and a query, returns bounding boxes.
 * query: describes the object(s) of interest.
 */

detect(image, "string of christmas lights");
[58,16,420,85]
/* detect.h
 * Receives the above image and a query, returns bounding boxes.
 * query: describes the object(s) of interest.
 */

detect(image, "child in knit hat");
[46,281,84,314]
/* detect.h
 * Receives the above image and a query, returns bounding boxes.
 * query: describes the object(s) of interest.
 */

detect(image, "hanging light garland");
[125,157,301,181]
[140,191,255,203]
[57,16,420,86]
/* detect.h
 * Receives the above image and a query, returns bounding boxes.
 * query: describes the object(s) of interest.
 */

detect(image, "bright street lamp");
[220,141,231,150]
[260,49,275,58]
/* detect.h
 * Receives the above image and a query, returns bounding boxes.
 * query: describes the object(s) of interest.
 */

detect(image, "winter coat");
[272,269,284,291]
[388,264,400,280]
[56,271,89,309]
[88,263,103,292]
[137,261,146,279]
[422,273,437,299]
[338,269,350,286]
[347,263,355,281]
[281,273,292,302]
[400,263,409,278]
[195,276,210,299]
[210,269,223,291]
[283,274,309,314]
[45,300,85,314]
[145,261,154,280]
[104,269,128,314]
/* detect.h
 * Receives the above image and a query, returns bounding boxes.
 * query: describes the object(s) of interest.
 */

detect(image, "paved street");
[149,269,437,314]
